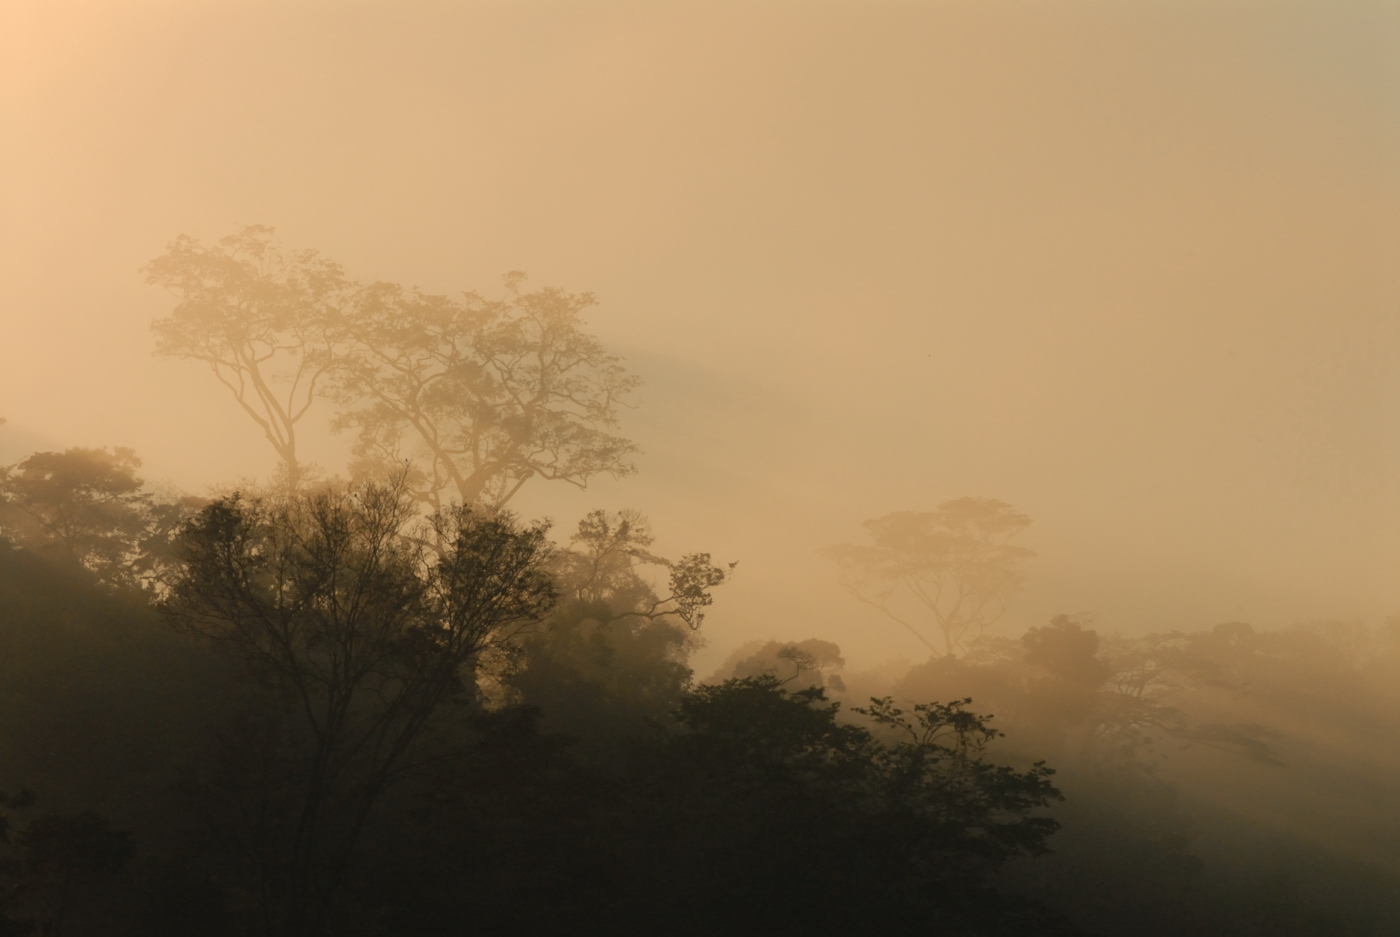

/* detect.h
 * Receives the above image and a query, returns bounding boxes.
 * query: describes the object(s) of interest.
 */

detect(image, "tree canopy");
[161,478,557,935]
[0,447,200,591]
[147,229,640,508]
[823,498,1036,656]
[331,275,640,510]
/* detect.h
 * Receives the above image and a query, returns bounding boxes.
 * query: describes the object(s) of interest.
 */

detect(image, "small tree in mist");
[822,498,1035,657]
[329,274,640,511]
[161,478,556,936]
[146,227,353,492]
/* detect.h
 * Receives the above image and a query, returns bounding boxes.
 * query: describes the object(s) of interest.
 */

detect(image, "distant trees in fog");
[146,227,639,508]
[328,274,639,511]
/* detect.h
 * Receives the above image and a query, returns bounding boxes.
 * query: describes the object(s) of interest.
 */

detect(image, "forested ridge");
[1,228,1397,936]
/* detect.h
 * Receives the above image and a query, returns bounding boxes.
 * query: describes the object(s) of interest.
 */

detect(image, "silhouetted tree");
[162,478,556,935]
[148,230,640,509]
[0,447,147,580]
[823,498,1035,656]
[0,792,134,937]
[146,227,352,491]
[0,447,199,591]
[615,676,1062,931]
[376,676,1068,936]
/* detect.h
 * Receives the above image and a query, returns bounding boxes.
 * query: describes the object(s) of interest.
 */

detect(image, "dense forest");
[1,227,1398,937]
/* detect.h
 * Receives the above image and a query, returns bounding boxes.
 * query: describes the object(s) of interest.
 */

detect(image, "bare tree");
[329,273,640,511]
[146,227,352,491]
[162,477,556,935]
[822,498,1035,657]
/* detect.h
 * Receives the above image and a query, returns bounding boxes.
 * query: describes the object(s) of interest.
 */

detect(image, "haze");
[3,0,1398,675]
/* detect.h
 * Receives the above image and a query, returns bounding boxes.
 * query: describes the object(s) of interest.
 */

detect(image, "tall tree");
[330,273,640,510]
[162,478,556,936]
[822,498,1035,657]
[146,227,352,491]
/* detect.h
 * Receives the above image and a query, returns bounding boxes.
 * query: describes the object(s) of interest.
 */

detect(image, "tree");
[0,446,198,590]
[3,809,134,937]
[710,638,848,693]
[0,447,147,576]
[146,227,352,491]
[621,676,1061,926]
[148,228,639,509]
[1088,621,1283,765]
[856,693,1063,883]
[822,498,1036,657]
[372,674,1070,937]
[896,616,1284,768]
[552,509,733,631]
[329,274,640,511]
[502,510,732,758]
[161,478,556,935]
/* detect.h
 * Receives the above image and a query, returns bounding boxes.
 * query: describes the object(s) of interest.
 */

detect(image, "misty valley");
[0,227,1397,936]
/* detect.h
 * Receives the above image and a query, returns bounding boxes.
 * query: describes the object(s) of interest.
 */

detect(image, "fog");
[2,2,1399,934]
[3,0,1396,673]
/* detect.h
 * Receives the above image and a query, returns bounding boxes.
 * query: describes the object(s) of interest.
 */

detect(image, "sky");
[3,0,1398,673]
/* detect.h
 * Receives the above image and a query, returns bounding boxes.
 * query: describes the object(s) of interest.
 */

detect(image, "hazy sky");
[3,0,1398,671]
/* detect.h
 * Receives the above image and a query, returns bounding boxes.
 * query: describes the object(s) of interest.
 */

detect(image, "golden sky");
[3,0,1398,670]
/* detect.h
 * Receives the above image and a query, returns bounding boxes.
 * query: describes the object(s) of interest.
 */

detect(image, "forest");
[1,226,1398,936]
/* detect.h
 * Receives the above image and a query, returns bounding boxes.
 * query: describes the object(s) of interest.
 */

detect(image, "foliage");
[373,677,1071,937]
[161,478,556,935]
[503,510,730,759]
[329,274,640,510]
[655,677,1061,886]
[8,508,1400,934]
[549,509,734,630]
[856,695,1062,880]
[0,448,201,591]
[709,637,847,692]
